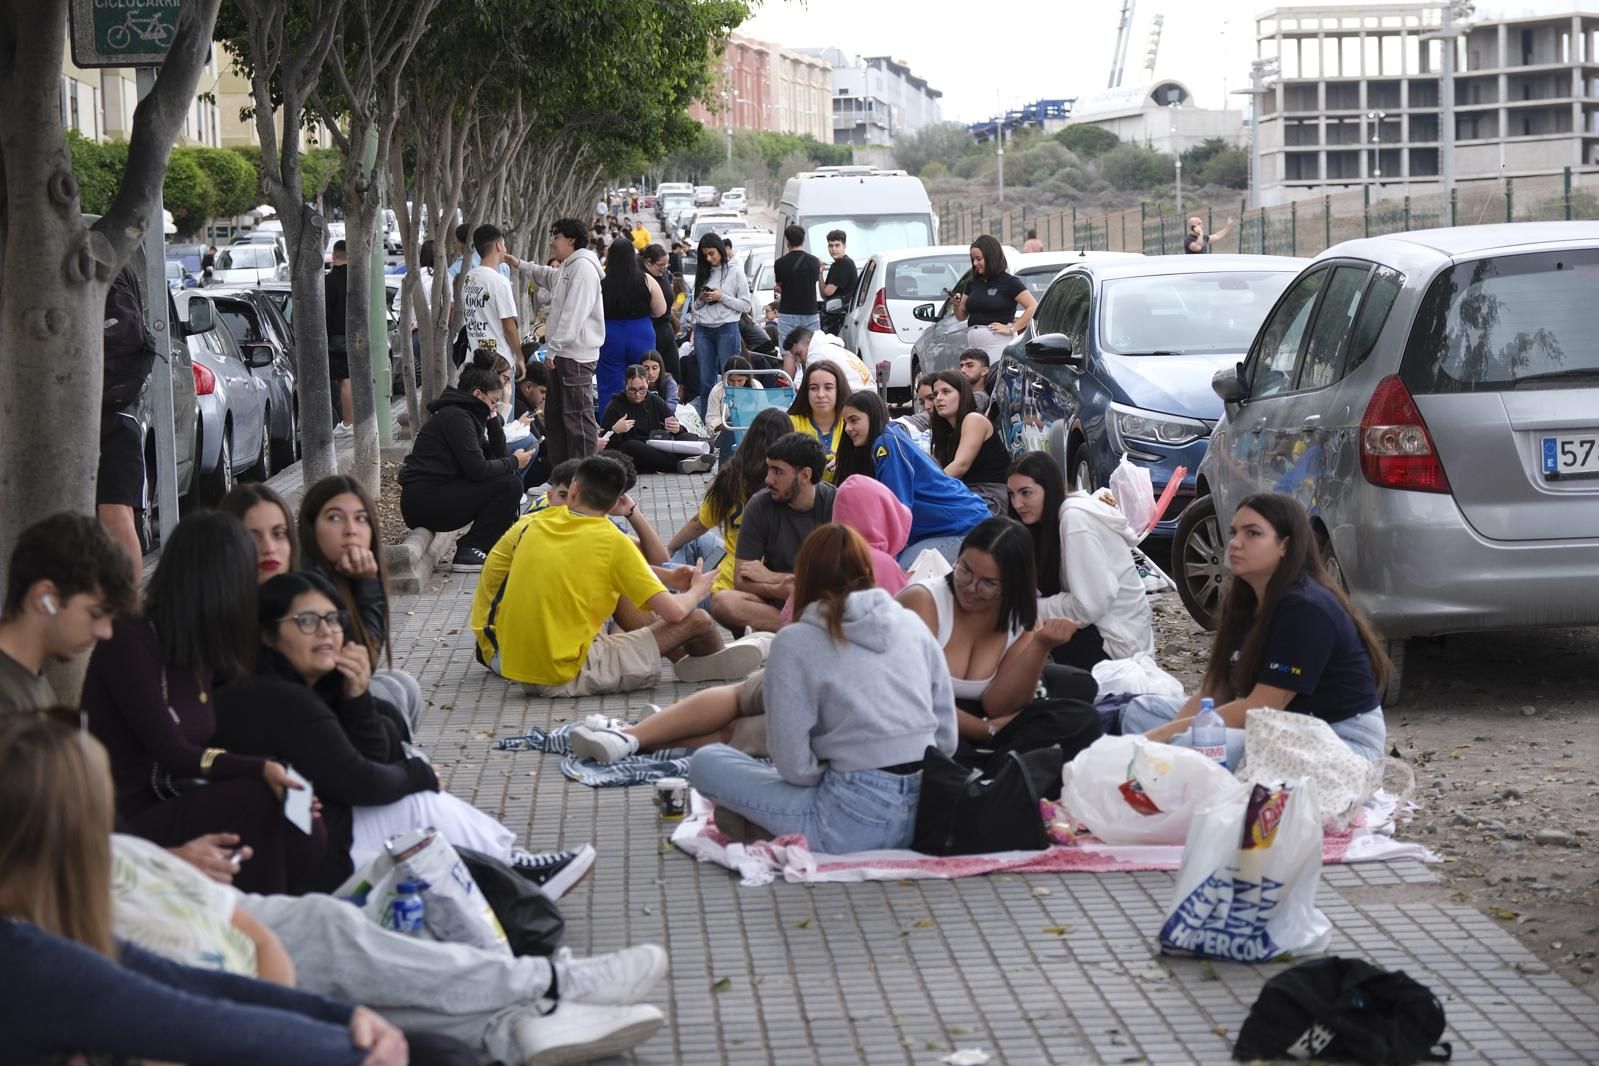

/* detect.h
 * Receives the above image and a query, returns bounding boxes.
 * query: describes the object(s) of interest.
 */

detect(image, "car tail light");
[1359,374,1449,493]
[867,289,895,334]
[192,362,216,396]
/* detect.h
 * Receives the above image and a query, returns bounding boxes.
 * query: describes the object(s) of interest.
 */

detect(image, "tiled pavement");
[394,471,1599,1065]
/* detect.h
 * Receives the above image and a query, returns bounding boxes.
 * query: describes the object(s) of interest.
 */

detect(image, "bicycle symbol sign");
[70,0,180,67]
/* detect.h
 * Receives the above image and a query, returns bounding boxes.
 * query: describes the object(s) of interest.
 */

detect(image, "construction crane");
[1107,0,1136,88]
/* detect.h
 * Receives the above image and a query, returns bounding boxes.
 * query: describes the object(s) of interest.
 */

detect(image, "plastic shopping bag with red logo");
[1158,780,1331,963]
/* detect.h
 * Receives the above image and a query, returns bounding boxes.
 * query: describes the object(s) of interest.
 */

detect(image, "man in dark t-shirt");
[1184,215,1236,254]
[819,228,857,334]
[772,223,821,345]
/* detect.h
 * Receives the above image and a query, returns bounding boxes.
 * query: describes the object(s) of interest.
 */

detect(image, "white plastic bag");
[906,549,953,584]
[337,827,510,955]
[1158,780,1330,963]
[674,403,709,440]
[1091,654,1185,699]
[1240,708,1383,831]
[1107,454,1157,536]
[1059,735,1248,845]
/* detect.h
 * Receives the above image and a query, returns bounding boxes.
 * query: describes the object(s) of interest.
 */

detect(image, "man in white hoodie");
[508,218,605,464]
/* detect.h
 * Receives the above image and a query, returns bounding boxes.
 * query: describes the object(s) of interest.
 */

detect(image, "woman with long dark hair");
[1121,493,1390,766]
[641,242,682,381]
[598,237,667,414]
[687,524,956,850]
[1006,451,1155,669]
[221,483,298,581]
[950,233,1037,364]
[688,233,752,417]
[83,511,326,894]
[665,406,793,595]
[787,359,847,478]
[835,389,990,564]
[928,370,1009,513]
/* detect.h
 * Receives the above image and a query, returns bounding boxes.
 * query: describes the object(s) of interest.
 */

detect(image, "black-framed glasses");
[952,559,1002,599]
[280,610,347,635]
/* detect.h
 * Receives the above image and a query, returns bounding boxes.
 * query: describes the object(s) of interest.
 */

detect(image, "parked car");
[134,289,202,553]
[750,260,776,315]
[165,242,205,273]
[213,241,289,286]
[1177,222,1599,702]
[688,213,749,245]
[988,254,1304,537]
[693,185,719,206]
[172,290,272,503]
[165,259,199,292]
[840,245,1008,403]
[719,187,748,211]
[208,290,300,472]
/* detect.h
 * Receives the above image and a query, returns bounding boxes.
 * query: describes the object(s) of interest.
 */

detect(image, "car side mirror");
[823,296,844,313]
[185,298,216,335]
[1213,362,1249,404]
[1023,332,1077,364]
[913,302,937,322]
[243,343,275,369]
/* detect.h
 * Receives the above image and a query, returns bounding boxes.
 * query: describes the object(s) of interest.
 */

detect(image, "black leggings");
[609,437,680,474]
[400,472,524,554]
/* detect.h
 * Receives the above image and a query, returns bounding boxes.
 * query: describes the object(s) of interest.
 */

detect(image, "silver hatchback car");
[1177,222,1599,701]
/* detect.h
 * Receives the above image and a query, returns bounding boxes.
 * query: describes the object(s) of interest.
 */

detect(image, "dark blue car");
[989,254,1304,535]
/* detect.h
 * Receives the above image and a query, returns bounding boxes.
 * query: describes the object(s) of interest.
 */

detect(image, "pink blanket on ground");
[670,791,1434,887]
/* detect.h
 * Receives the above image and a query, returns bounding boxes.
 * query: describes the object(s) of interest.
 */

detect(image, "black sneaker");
[511,844,597,900]
[450,547,488,572]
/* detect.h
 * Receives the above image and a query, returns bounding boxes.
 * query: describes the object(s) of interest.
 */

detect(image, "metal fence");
[936,166,1599,259]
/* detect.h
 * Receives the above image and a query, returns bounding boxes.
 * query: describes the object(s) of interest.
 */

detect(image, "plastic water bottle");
[389,880,426,936]
[1189,698,1229,770]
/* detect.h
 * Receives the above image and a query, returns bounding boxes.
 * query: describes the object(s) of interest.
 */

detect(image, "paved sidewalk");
[396,471,1599,1065]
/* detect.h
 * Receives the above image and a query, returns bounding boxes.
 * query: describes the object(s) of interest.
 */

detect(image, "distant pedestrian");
[1184,215,1236,254]
[950,234,1036,366]
[508,218,606,463]
[772,224,821,343]
[324,240,353,433]
[200,244,217,283]
[819,229,857,335]
[1022,229,1044,253]
[688,233,753,417]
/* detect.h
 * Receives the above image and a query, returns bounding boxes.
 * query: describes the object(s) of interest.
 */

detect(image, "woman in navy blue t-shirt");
[950,234,1037,365]
[1120,493,1389,765]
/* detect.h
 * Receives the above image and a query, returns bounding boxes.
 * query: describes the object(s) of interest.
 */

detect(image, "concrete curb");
[383,526,461,595]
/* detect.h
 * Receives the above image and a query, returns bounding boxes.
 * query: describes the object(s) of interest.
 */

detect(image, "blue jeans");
[775,312,820,347]
[688,744,922,853]
[897,534,964,568]
[1119,695,1388,767]
[693,323,742,417]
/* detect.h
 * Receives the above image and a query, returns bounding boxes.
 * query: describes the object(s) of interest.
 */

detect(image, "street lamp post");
[1170,102,1182,221]
[996,111,1005,205]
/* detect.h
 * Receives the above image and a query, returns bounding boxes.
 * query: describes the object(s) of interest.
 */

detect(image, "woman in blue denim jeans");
[687,524,957,852]
[1119,493,1391,767]
[687,234,751,417]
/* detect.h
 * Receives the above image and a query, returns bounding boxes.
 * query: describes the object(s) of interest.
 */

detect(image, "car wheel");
[1070,441,1094,494]
[137,440,159,555]
[1383,639,1406,707]
[244,412,270,481]
[1174,494,1225,631]
[199,429,233,505]
[1319,533,1349,593]
[271,402,296,471]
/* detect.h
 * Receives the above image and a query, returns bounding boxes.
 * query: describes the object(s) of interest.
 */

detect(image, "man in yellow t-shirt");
[487,457,761,696]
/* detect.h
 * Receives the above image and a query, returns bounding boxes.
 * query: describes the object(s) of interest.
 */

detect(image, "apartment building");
[1255,2,1599,203]
[800,49,944,148]
[687,33,833,142]
[60,41,221,147]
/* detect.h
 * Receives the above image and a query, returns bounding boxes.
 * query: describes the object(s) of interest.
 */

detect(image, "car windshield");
[219,246,276,269]
[886,254,967,301]
[1099,271,1295,355]
[1403,249,1599,392]
[800,215,934,263]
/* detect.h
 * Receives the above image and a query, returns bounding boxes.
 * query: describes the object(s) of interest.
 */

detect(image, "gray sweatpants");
[241,891,552,1063]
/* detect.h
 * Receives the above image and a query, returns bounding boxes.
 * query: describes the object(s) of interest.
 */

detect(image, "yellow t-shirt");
[494,506,666,685]
[698,495,745,594]
[789,414,843,482]
[470,512,539,668]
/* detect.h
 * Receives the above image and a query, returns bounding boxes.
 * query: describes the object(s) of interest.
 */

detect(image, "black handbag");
[911,744,1063,856]
[1234,956,1452,1064]
[457,848,565,957]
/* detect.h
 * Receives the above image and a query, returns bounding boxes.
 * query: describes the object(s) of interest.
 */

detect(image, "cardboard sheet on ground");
[670,790,1435,888]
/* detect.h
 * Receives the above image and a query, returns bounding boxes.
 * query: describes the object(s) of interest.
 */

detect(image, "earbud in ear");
[41,595,58,616]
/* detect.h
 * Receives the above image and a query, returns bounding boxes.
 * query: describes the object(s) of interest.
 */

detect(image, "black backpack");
[911,744,1062,856]
[1233,956,1452,1065]
[103,267,159,413]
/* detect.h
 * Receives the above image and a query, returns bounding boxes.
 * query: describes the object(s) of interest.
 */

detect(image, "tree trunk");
[342,136,380,497]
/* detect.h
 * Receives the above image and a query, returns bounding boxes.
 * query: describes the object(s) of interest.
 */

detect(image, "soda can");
[655,776,688,820]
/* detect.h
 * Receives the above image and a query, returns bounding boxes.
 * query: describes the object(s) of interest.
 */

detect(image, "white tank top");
[922,578,1024,702]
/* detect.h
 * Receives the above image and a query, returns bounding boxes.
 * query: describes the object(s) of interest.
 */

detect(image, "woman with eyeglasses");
[599,364,708,474]
[897,518,1100,752]
[83,512,327,895]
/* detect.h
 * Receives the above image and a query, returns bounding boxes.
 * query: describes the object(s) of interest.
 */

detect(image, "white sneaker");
[672,632,770,683]
[677,453,713,474]
[554,944,669,1005]
[569,725,639,765]
[333,422,354,438]
[513,1001,664,1065]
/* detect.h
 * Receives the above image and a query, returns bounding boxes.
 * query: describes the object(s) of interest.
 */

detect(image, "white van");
[776,167,936,263]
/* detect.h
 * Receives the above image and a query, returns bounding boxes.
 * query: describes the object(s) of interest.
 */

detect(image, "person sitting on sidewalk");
[834,389,991,564]
[1006,451,1155,670]
[640,349,679,407]
[485,456,761,696]
[780,326,872,394]
[688,524,957,849]
[928,370,1011,515]
[709,433,837,635]
[0,712,479,1066]
[703,355,762,461]
[599,365,712,475]
[108,829,669,1066]
[957,348,994,411]
[787,360,848,479]
[0,513,135,714]
[221,484,298,581]
[398,351,532,573]
[1120,493,1389,767]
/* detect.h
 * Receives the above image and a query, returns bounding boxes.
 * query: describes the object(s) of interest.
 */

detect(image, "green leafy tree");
[1196,145,1249,189]
[893,121,974,175]
[66,131,121,215]
[164,150,214,238]
[191,146,258,218]
[1097,143,1174,190]
[1054,124,1119,159]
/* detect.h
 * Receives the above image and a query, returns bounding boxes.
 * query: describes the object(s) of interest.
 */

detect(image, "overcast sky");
[740,0,1584,124]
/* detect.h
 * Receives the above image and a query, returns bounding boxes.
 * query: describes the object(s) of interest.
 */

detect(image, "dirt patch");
[1152,598,1599,988]
[377,459,407,545]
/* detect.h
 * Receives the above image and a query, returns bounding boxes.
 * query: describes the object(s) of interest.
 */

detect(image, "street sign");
[69,0,179,69]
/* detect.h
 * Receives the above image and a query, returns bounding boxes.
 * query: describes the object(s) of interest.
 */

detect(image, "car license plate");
[1541,434,1599,479]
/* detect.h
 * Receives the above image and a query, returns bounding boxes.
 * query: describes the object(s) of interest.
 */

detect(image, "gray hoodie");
[764,587,956,786]
[519,248,605,364]
[1039,491,1156,660]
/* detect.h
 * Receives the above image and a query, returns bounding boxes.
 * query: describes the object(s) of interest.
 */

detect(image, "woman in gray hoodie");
[687,524,956,852]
